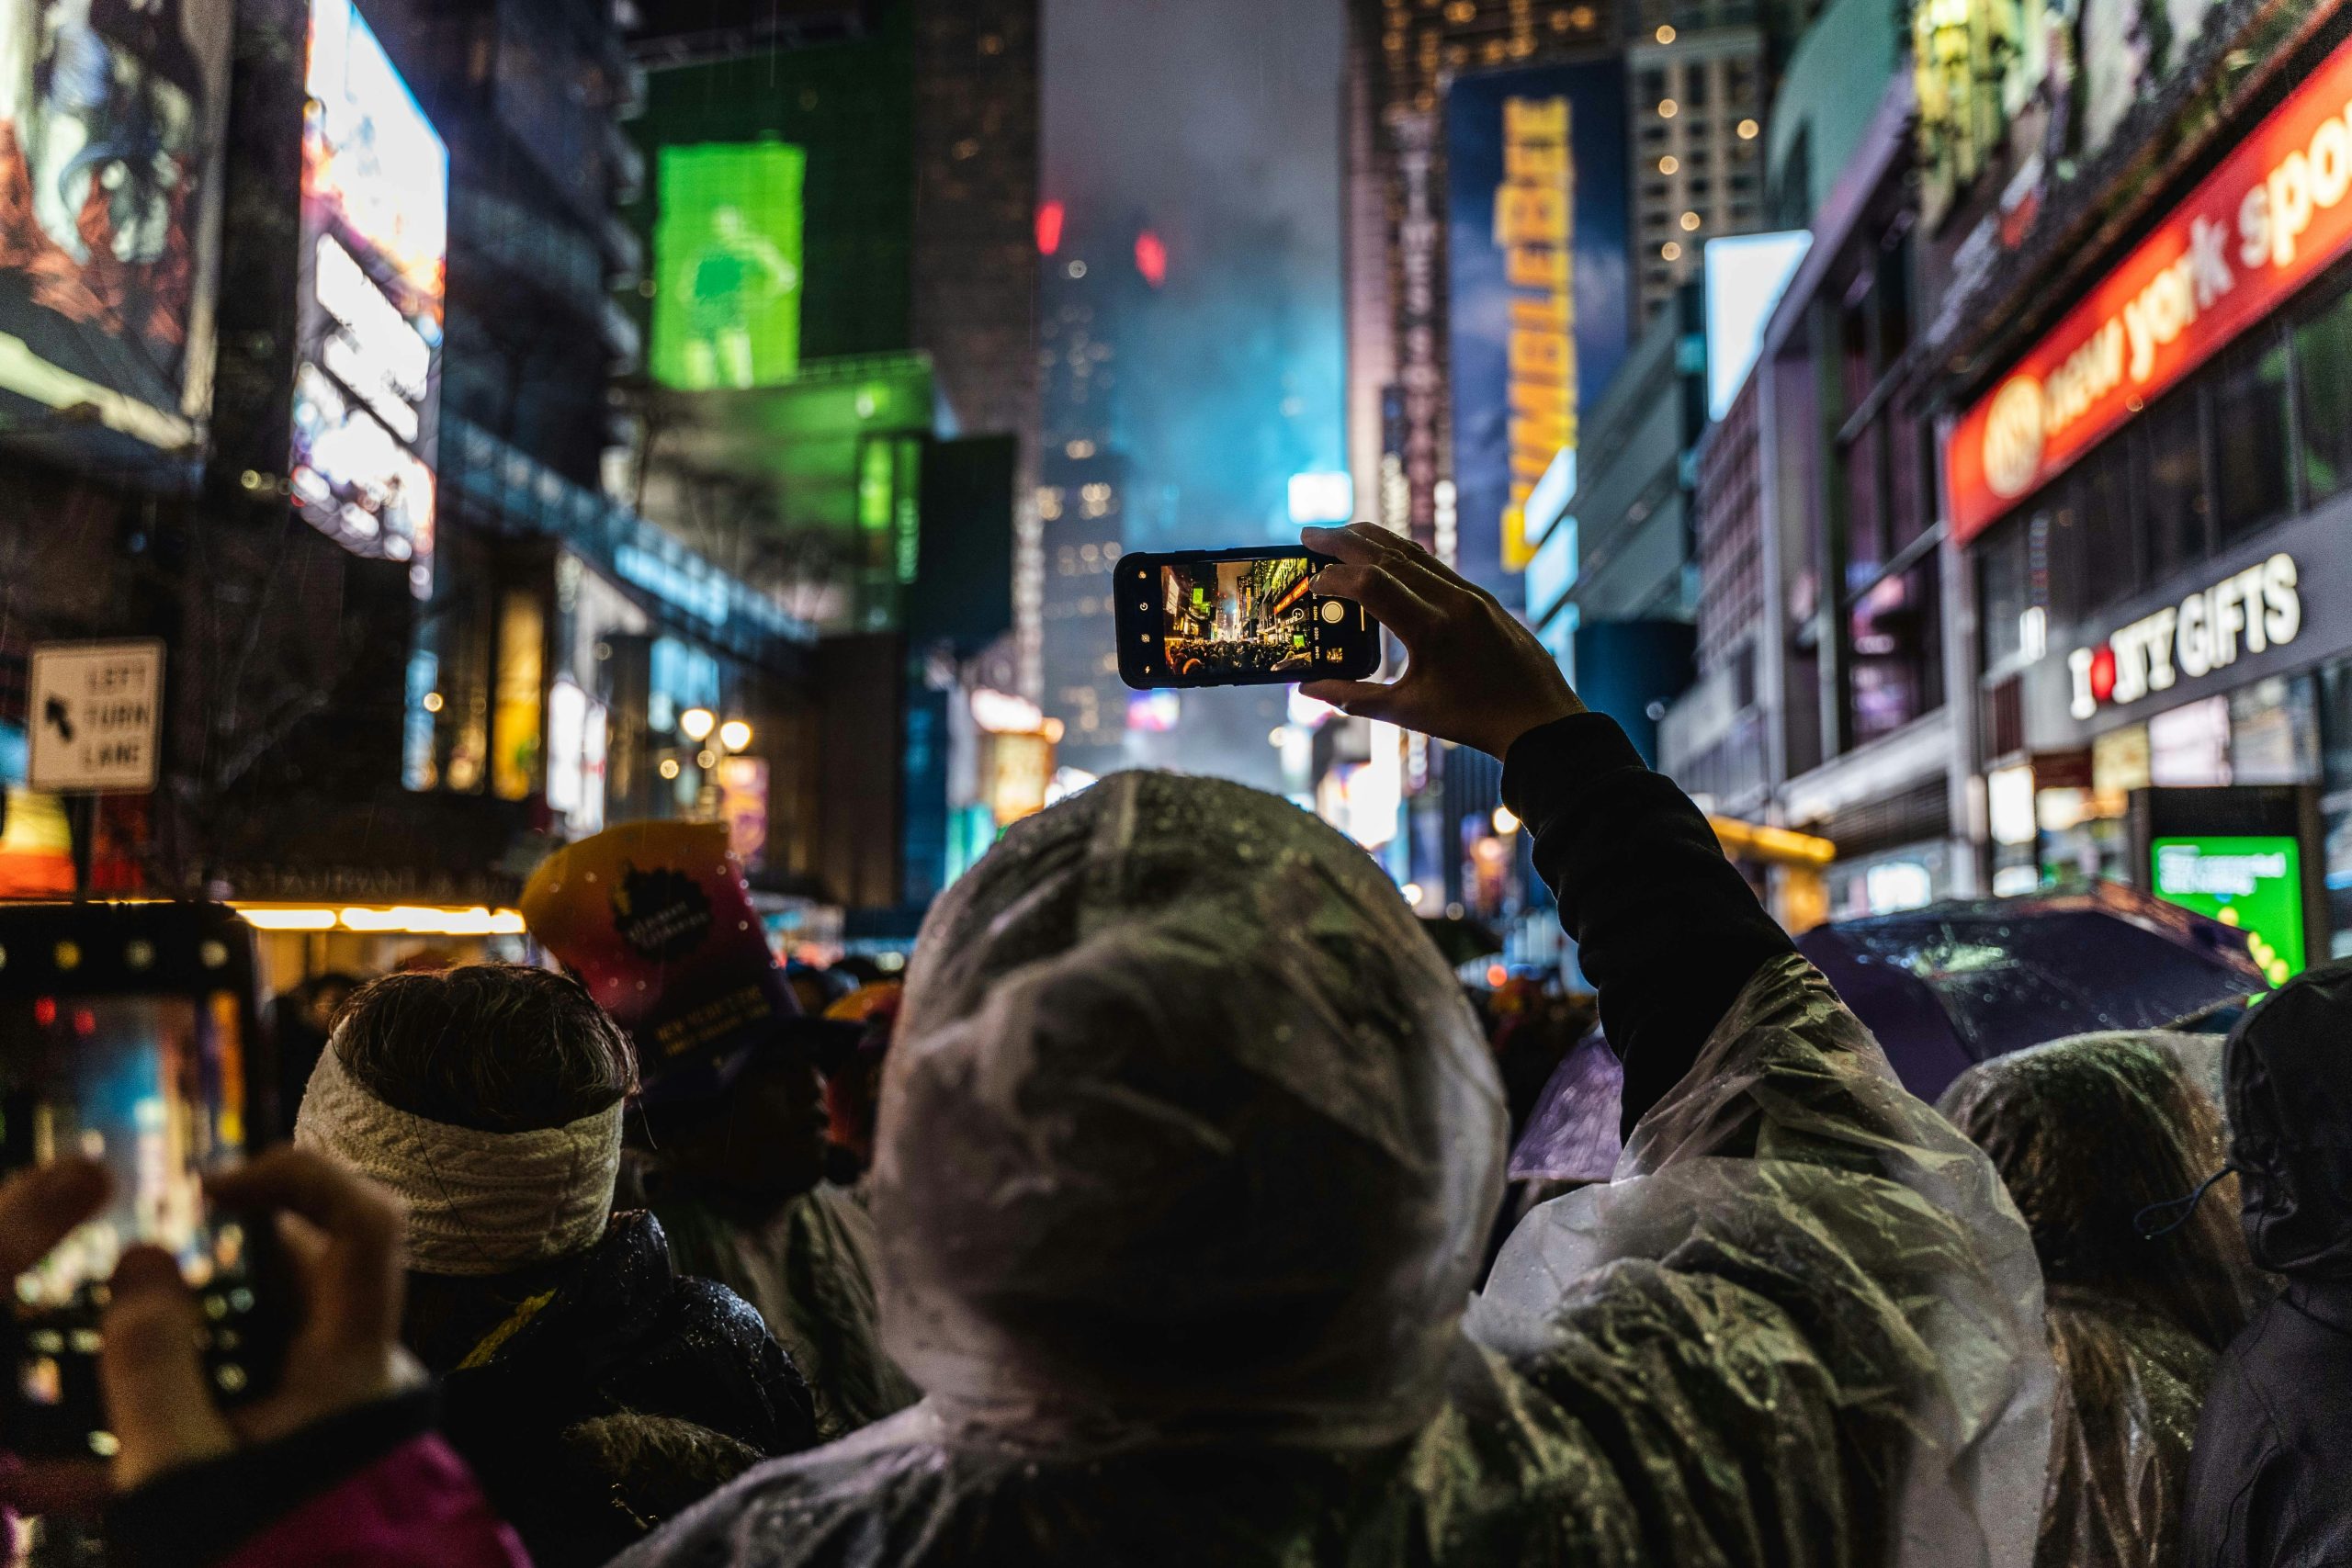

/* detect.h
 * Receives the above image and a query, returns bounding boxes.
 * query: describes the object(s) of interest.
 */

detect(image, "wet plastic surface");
[1939,1032,2261,1568]
[619,778,2053,1568]
[1797,884,2267,1103]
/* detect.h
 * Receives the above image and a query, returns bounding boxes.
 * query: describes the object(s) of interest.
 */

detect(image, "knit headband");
[294,1038,622,1277]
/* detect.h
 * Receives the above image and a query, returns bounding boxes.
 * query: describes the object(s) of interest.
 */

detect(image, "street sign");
[28,640,164,794]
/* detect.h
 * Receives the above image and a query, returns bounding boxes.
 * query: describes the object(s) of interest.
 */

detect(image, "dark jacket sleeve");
[1500,713,1794,1135]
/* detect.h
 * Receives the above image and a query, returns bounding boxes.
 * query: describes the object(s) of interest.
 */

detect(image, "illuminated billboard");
[1703,231,1810,420]
[296,0,446,595]
[1445,62,1631,608]
[0,0,232,456]
[651,142,804,390]
[2151,834,2305,984]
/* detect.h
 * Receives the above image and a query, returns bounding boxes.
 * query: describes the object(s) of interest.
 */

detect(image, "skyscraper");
[1035,203,1159,776]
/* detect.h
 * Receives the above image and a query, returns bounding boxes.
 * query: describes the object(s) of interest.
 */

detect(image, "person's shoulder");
[667,1271,782,1345]
[614,1414,955,1568]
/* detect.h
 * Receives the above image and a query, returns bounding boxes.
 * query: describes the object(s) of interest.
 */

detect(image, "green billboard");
[2151,835,2307,986]
[651,142,805,389]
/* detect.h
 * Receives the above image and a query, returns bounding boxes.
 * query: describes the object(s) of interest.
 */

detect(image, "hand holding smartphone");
[0,904,290,1462]
[1115,546,1382,688]
[1293,523,1585,759]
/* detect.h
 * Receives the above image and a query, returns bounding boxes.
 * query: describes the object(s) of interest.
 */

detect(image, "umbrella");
[1419,913,1503,966]
[1794,881,2270,1102]
[1508,1033,1623,1182]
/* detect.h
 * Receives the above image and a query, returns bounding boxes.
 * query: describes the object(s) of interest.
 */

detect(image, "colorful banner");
[1445,62,1630,605]
[521,820,797,1072]
[1947,30,2352,544]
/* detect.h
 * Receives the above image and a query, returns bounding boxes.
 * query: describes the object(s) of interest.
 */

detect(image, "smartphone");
[0,903,288,1460]
[1115,547,1382,689]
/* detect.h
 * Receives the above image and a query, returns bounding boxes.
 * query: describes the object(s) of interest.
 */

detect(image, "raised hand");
[100,1148,423,1490]
[1298,522,1584,758]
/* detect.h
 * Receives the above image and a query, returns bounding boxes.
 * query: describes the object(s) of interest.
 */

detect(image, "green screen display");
[2151,835,2306,987]
[651,142,805,389]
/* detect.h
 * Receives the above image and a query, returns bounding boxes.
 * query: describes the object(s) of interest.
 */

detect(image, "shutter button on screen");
[1319,600,1346,624]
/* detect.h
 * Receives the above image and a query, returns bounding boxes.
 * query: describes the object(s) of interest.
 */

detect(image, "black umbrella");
[1795,881,2270,1102]
[1419,913,1504,966]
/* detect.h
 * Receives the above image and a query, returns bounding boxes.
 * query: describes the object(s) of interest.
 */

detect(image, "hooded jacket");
[2183,964,2352,1568]
[616,716,2051,1568]
[407,1209,820,1568]
[1939,1032,2259,1568]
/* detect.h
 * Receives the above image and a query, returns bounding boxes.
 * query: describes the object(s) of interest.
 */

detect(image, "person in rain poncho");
[2183,962,2352,1567]
[525,824,920,1441]
[1939,1032,2263,1568]
[616,522,2052,1568]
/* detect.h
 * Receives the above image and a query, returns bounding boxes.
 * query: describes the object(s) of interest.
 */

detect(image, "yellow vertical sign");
[1495,97,1576,572]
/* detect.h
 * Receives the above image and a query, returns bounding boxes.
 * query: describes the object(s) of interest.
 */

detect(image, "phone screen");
[1159,555,1317,679]
[0,992,251,1313]
[0,959,275,1458]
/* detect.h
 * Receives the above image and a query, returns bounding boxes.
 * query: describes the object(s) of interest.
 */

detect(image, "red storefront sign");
[1946,33,2352,545]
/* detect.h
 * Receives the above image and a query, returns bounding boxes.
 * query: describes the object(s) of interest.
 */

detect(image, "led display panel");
[0,0,233,457]
[294,0,446,595]
[650,141,803,390]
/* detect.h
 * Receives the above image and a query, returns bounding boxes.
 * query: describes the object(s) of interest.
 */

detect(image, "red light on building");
[1135,229,1167,288]
[1035,201,1065,255]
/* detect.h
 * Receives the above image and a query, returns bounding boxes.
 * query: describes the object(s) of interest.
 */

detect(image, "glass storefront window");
[2079,439,2137,611]
[1848,555,1941,742]
[2228,675,2318,784]
[1978,521,2027,667]
[2211,328,2295,543]
[2296,276,2352,506]
[1841,424,1883,585]
[2315,660,2352,955]
[2139,386,2210,582]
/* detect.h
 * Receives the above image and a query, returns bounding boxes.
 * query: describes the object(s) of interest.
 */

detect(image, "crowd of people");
[1,523,2345,1568]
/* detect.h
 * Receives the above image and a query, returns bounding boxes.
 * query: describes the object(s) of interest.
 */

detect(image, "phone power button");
[1319,600,1346,624]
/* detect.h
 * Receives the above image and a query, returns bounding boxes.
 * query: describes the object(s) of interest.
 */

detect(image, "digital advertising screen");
[1445,62,1630,609]
[650,141,804,391]
[0,0,233,460]
[295,0,446,596]
[2151,834,2306,985]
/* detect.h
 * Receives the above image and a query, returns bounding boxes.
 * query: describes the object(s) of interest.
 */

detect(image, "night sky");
[1044,0,1346,790]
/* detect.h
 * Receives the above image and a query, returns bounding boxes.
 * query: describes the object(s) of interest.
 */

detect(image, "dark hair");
[334,964,638,1133]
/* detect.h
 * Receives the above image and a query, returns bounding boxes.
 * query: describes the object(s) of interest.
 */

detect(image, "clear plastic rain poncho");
[621,773,2051,1568]
[1938,1032,2264,1568]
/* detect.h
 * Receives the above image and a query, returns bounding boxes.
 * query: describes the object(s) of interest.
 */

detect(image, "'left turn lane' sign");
[28,640,165,794]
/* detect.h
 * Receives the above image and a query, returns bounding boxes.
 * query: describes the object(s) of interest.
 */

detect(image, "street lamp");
[679,707,717,743]
[718,718,752,752]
